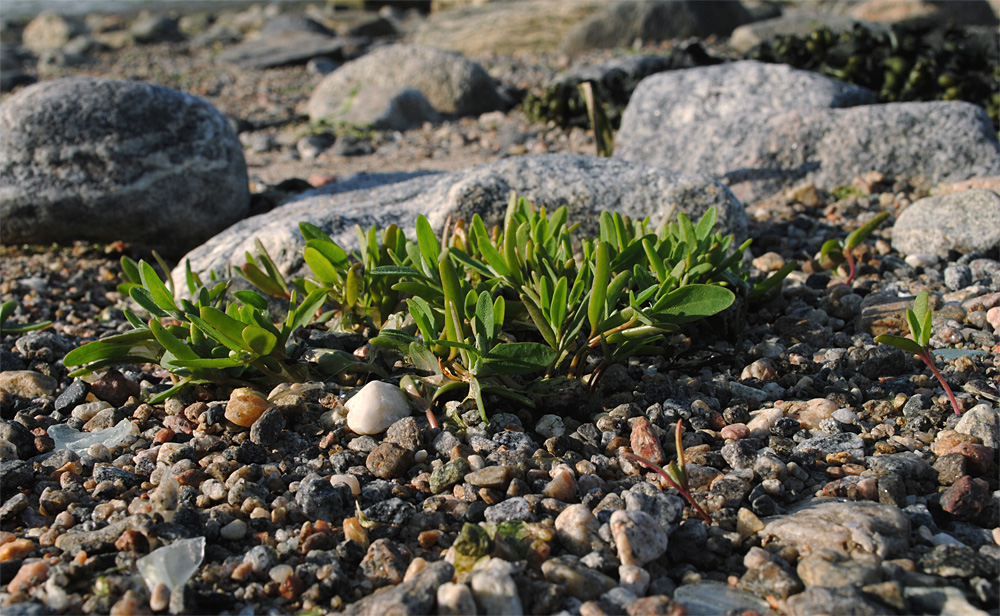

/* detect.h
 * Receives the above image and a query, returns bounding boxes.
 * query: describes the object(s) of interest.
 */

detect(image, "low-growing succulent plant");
[816,211,889,284]
[874,290,962,414]
[0,300,52,336]
[65,192,792,421]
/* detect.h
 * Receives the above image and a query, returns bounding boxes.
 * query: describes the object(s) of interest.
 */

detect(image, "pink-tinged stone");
[152,428,174,444]
[720,423,750,440]
[940,476,990,520]
[933,430,981,456]
[7,560,49,593]
[950,443,995,475]
[163,415,194,434]
[90,369,140,407]
[630,417,664,465]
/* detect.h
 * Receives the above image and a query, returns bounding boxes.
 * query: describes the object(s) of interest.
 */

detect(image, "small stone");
[220,519,247,541]
[918,544,996,578]
[0,538,35,561]
[535,414,566,438]
[437,582,477,616]
[90,369,140,406]
[673,581,770,615]
[249,407,286,447]
[429,457,470,494]
[618,564,650,596]
[329,474,361,495]
[366,442,414,479]
[150,582,170,612]
[762,500,910,560]
[933,453,968,485]
[6,560,48,594]
[485,496,531,524]
[625,595,686,616]
[115,529,149,553]
[939,476,990,520]
[295,473,352,522]
[610,510,668,566]
[385,416,422,451]
[720,423,749,440]
[629,416,664,464]
[360,538,410,588]
[954,404,999,450]
[110,589,150,616]
[0,370,58,398]
[741,357,778,381]
[736,507,764,540]
[786,586,887,616]
[541,555,617,601]
[796,549,881,587]
[555,504,602,556]
[464,465,512,490]
[346,380,411,435]
[225,388,270,428]
[469,558,523,615]
[542,469,577,502]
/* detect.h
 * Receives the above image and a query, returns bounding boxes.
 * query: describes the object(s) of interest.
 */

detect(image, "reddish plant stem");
[622,452,712,525]
[918,349,962,415]
[844,249,857,285]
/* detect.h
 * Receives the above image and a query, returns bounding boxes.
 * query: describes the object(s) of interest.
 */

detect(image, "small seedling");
[0,300,52,336]
[818,211,889,284]
[622,420,712,524]
[875,290,962,414]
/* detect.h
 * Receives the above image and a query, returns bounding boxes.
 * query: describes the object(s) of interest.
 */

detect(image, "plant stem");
[622,452,712,525]
[918,349,962,414]
[844,249,857,284]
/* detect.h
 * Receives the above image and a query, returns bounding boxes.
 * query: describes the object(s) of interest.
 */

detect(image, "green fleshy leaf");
[242,325,277,356]
[875,334,925,355]
[651,284,735,321]
[139,261,178,313]
[233,290,269,311]
[416,215,441,269]
[482,342,556,376]
[129,287,170,318]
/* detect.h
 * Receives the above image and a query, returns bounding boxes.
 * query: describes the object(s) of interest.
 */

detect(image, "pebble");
[541,555,616,601]
[786,586,886,615]
[535,414,566,438]
[672,581,769,615]
[345,380,412,435]
[629,416,664,464]
[954,404,999,450]
[542,469,577,502]
[426,456,470,493]
[939,476,990,520]
[224,388,271,428]
[249,407,286,447]
[720,423,749,440]
[220,519,248,541]
[618,564,650,596]
[555,504,602,556]
[609,510,668,566]
[796,549,881,587]
[7,560,49,594]
[469,558,523,615]
[464,465,512,490]
[762,500,910,560]
[329,474,361,495]
[484,496,531,524]
[0,370,59,398]
[437,582,477,616]
[366,442,415,479]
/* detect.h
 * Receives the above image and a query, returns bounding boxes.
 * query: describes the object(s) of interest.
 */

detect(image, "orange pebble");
[7,560,48,594]
[0,538,35,562]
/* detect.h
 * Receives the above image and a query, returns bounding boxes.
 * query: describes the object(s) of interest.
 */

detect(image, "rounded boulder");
[0,77,249,256]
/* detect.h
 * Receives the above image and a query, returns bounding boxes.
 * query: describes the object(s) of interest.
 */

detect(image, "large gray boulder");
[561,0,753,55]
[892,189,1000,257]
[617,61,876,128]
[616,62,1000,203]
[307,44,504,124]
[0,77,249,257]
[174,154,747,283]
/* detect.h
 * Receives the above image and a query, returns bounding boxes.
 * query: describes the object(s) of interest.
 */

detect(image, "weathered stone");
[308,44,503,121]
[174,155,746,285]
[893,190,1000,256]
[617,92,999,204]
[0,77,249,257]
[561,0,752,54]
[218,32,366,70]
[343,560,453,616]
[762,498,910,560]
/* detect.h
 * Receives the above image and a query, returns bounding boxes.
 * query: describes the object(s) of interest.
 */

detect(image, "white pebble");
[345,381,411,435]
[329,474,361,495]
[535,414,566,439]
[437,582,477,616]
[414,449,428,463]
[269,564,294,583]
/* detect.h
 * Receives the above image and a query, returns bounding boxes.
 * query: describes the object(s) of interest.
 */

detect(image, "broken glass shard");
[47,418,134,455]
[137,536,205,592]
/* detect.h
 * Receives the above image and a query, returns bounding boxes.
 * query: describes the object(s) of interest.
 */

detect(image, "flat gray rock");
[0,77,249,257]
[307,44,504,121]
[174,154,747,284]
[616,98,1000,204]
[617,60,875,128]
[561,0,752,55]
[342,560,453,616]
[217,31,367,70]
[762,498,910,560]
[730,12,880,54]
[892,189,1000,257]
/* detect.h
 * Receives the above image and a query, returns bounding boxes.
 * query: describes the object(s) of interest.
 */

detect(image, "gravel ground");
[2,5,1000,616]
